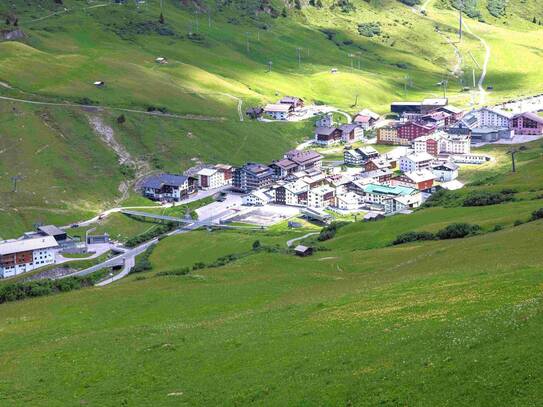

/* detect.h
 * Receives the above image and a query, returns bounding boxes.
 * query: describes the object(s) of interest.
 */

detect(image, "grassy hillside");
[1,210,542,405]
[1,0,543,234]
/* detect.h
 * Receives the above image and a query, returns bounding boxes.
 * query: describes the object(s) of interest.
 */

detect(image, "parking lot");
[225,204,301,226]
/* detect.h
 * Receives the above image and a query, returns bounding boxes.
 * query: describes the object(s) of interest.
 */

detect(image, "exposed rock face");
[1,28,25,41]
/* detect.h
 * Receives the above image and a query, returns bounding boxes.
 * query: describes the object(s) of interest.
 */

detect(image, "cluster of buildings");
[236,147,441,215]
[246,96,305,121]
[377,97,543,148]
[141,164,233,202]
[312,109,380,146]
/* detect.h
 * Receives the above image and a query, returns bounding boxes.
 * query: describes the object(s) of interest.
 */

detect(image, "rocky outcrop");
[1,28,25,41]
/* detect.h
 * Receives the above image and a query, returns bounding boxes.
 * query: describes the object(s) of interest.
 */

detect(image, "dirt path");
[24,3,110,24]
[0,95,225,122]
[86,114,151,201]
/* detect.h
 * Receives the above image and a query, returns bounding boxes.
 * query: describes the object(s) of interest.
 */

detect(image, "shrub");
[493,224,504,232]
[392,231,435,245]
[0,273,99,305]
[487,0,507,17]
[358,22,381,37]
[436,223,481,240]
[462,190,515,207]
[156,267,190,277]
[514,219,525,227]
[252,240,261,251]
[125,223,175,248]
[530,208,543,221]
[192,262,206,270]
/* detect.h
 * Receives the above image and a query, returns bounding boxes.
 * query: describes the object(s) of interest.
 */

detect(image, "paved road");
[76,186,229,227]
[286,232,319,248]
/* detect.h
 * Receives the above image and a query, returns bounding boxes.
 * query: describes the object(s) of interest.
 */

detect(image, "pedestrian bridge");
[120,210,191,224]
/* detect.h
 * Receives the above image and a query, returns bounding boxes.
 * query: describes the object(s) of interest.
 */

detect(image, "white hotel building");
[0,236,59,278]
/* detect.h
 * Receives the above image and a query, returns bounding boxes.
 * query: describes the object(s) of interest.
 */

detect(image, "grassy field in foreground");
[0,216,542,405]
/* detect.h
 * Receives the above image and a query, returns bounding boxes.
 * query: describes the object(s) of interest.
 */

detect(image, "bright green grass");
[1,218,542,405]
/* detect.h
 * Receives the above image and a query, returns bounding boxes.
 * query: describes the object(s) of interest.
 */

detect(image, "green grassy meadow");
[1,1,543,404]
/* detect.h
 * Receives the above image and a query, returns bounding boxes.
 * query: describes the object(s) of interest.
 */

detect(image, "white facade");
[264,104,291,120]
[242,189,273,206]
[197,168,223,190]
[475,108,512,128]
[0,236,59,278]
[432,165,459,182]
[399,153,434,172]
[307,185,335,209]
[336,192,360,210]
[438,135,470,155]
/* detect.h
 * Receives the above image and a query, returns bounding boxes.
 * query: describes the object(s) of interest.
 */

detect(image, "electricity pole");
[245,32,250,53]
[11,175,22,193]
[459,0,463,42]
[296,47,302,69]
[510,148,517,172]
[268,60,273,72]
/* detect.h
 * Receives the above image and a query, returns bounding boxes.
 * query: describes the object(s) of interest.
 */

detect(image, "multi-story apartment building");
[233,163,274,193]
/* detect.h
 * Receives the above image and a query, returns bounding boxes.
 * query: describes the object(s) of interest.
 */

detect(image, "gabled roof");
[285,150,323,164]
[366,158,391,169]
[354,115,371,123]
[243,163,273,174]
[339,124,359,133]
[142,174,188,189]
[403,169,435,183]
[315,126,339,136]
[264,103,291,113]
[280,96,303,104]
[433,162,459,171]
[272,159,298,170]
[0,236,58,256]
[401,152,434,163]
[357,108,380,120]
[197,168,218,176]
[515,111,543,124]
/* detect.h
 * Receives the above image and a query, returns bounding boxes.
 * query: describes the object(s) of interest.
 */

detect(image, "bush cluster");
[462,189,515,207]
[393,223,481,245]
[392,231,436,245]
[357,22,381,37]
[125,223,175,248]
[487,0,507,17]
[436,223,481,240]
[156,267,190,277]
[0,272,105,305]
[317,222,346,241]
[531,208,543,221]
[130,245,155,274]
